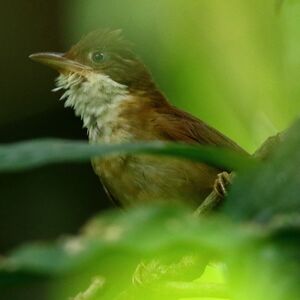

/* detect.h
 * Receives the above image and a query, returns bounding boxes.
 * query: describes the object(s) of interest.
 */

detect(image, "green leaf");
[224,119,300,225]
[0,205,257,285]
[215,120,300,300]
[0,139,255,172]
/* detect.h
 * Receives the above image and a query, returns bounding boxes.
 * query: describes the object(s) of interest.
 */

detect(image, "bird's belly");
[93,154,220,207]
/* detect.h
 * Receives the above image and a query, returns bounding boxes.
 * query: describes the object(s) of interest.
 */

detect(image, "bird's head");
[30,29,155,93]
[30,29,160,129]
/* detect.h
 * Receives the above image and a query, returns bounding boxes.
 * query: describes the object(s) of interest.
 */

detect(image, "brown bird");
[30,29,246,208]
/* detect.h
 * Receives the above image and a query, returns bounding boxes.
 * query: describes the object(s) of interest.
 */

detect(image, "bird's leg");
[213,172,233,197]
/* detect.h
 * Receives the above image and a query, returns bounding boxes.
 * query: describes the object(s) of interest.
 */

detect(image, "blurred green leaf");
[0,205,257,286]
[2,129,300,299]
[0,139,254,172]
[210,118,300,300]
[224,119,300,224]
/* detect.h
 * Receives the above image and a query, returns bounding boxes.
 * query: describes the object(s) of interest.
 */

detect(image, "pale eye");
[91,51,105,64]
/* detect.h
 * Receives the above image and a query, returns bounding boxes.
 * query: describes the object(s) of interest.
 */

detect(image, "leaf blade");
[0,139,255,172]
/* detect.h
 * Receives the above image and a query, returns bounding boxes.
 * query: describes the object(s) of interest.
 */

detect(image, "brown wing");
[154,104,247,155]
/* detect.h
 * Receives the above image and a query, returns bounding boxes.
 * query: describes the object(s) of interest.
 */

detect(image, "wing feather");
[154,105,247,154]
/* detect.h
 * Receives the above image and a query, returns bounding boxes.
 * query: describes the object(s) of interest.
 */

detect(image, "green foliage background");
[1,1,300,300]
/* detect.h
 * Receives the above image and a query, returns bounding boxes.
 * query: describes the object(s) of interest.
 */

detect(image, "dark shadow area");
[0,2,111,299]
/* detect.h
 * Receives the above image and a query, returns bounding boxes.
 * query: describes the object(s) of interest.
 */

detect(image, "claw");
[213,172,232,197]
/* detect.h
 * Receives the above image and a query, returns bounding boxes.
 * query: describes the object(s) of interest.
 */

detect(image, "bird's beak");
[29,52,91,73]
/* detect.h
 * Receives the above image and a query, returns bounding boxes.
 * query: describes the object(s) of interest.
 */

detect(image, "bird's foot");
[213,172,232,197]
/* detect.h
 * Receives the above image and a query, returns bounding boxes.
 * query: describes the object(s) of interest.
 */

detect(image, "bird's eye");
[91,51,105,64]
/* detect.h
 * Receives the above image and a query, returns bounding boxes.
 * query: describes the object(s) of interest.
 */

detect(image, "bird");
[30,29,247,209]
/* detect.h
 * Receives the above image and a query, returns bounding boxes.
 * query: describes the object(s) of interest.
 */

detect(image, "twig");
[193,189,223,217]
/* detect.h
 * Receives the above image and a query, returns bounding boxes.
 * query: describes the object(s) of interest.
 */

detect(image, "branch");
[193,189,224,217]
